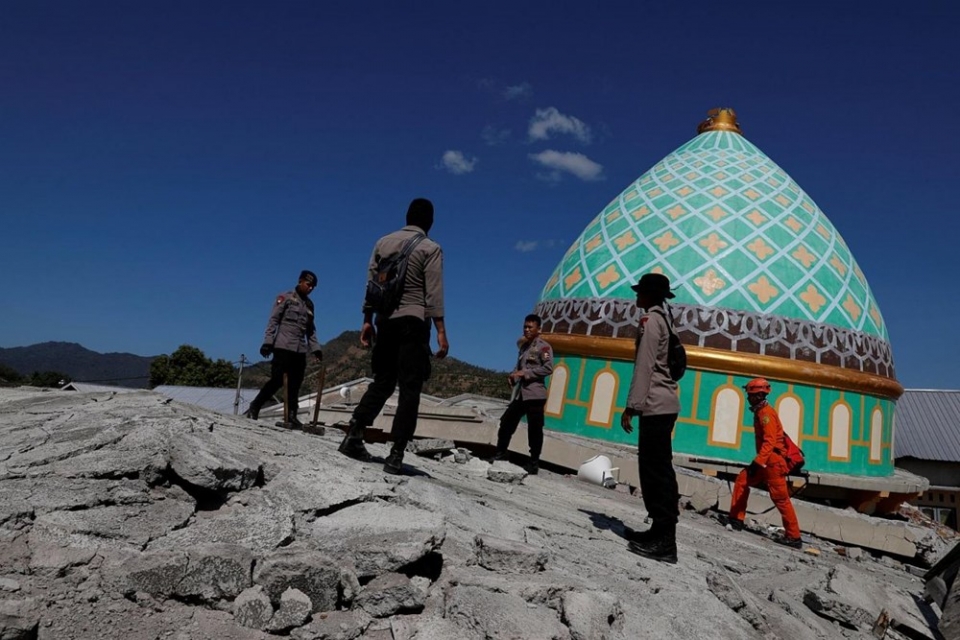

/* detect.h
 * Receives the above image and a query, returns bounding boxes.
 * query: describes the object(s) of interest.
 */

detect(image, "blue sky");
[1,1,957,389]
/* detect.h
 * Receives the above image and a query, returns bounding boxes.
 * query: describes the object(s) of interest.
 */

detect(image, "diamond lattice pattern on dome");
[540,131,887,340]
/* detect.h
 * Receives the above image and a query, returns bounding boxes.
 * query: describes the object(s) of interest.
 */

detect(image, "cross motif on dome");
[748,276,779,303]
[614,231,637,251]
[564,267,583,290]
[694,269,726,296]
[747,238,775,260]
[632,205,651,220]
[596,265,621,289]
[843,294,862,321]
[653,231,680,252]
[792,245,817,269]
[785,216,802,232]
[746,209,767,226]
[705,206,728,222]
[799,284,827,312]
[699,232,728,255]
[666,204,687,220]
[830,254,847,276]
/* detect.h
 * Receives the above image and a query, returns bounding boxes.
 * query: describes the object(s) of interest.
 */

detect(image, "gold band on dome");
[542,333,904,400]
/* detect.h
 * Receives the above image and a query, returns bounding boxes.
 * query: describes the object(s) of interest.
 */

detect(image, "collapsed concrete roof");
[0,387,957,639]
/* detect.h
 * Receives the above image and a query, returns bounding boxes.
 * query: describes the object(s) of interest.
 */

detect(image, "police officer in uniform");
[620,273,681,564]
[245,270,323,425]
[490,313,553,474]
[338,198,449,475]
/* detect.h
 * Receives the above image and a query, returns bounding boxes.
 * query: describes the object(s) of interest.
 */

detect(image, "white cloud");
[514,240,539,252]
[528,107,592,143]
[481,125,511,146]
[503,82,533,101]
[438,150,478,175]
[529,150,604,182]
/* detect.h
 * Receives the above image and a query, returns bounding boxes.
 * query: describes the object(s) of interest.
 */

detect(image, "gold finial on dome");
[697,107,742,135]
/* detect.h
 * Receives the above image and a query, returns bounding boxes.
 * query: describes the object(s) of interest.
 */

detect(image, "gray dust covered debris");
[0,387,953,639]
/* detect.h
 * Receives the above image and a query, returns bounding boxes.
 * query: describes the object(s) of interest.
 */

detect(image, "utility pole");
[233,354,247,415]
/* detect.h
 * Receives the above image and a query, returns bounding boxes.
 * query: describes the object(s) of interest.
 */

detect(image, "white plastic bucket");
[577,455,619,488]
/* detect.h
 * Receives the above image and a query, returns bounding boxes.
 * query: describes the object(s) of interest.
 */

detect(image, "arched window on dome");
[828,400,852,462]
[775,393,802,444]
[545,363,569,419]
[869,406,884,463]
[890,412,897,464]
[709,384,742,448]
[586,370,618,428]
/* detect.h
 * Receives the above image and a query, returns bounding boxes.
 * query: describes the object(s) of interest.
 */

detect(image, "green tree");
[150,345,237,388]
[0,363,23,384]
[28,370,71,388]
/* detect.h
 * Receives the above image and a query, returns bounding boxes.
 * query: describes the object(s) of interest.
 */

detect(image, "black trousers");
[496,398,546,459]
[636,412,680,533]
[251,349,306,418]
[352,316,431,445]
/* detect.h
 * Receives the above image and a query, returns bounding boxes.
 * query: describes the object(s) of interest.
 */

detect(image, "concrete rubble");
[0,388,955,639]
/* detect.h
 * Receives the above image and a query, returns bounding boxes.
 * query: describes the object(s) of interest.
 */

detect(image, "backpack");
[364,233,425,316]
[652,309,687,381]
[781,432,806,475]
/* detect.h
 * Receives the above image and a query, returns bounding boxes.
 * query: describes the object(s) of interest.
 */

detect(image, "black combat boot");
[383,441,407,475]
[624,523,659,545]
[338,419,371,461]
[244,404,260,420]
[628,526,678,564]
[524,459,539,475]
[488,450,508,463]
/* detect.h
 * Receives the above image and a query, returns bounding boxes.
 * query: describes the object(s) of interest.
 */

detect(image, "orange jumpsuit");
[729,401,801,540]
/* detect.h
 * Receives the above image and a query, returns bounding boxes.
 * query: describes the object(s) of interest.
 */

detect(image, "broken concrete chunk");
[560,590,624,640]
[233,585,273,631]
[356,572,425,617]
[253,547,340,613]
[266,588,312,632]
[474,534,547,574]
[404,439,455,456]
[487,463,527,484]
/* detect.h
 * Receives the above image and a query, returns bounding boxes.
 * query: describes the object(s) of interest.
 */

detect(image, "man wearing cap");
[489,313,553,475]
[338,198,449,475]
[245,270,323,425]
[728,378,802,548]
[620,272,682,564]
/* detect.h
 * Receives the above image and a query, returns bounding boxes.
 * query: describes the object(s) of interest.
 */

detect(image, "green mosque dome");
[533,109,900,479]
[540,109,887,341]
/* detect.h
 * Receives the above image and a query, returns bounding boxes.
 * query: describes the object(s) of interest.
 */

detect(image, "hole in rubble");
[398,552,443,582]
[253,466,265,488]
[163,466,230,511]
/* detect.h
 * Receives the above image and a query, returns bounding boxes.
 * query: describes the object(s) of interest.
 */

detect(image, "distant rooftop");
[895,389,960,463]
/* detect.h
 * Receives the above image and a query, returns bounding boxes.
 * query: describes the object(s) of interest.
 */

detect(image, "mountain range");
[0,333,512,399]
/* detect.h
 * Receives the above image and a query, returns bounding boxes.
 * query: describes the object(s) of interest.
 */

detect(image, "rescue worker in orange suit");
[245,270,323,425]
[728,378,802,548]
[489,313,553,475]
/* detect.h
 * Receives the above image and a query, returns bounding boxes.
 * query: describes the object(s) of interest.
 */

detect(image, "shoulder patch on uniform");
[761,416,770,425]
[276,295,285,305]
[640,316,649,325]
[541,346,551,360]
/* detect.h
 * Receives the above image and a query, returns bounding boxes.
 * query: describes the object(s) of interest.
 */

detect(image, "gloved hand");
[259,344,273,358]
[747,461,762,476]
[312,350,323,362]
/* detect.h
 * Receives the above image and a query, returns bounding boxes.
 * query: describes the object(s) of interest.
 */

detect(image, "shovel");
[303,362,326,436]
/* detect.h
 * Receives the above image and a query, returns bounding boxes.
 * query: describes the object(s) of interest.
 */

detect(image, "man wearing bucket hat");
[245,270,324,425]
[728,378,802,548]
[620,272,681,564]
